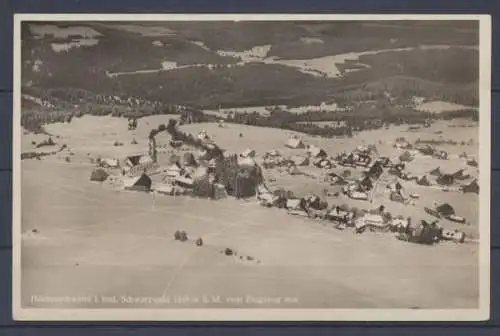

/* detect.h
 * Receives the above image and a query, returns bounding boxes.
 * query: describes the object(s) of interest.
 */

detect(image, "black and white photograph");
[12,14,491,321]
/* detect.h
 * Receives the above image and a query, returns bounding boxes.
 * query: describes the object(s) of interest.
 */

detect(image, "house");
[264,149,281,158]
[394,139,412,149]
[237,156,257,167]
[155,184,176,196]
[287,165,302,175]
[124,155,142,167]
[165,162,183,178]
[314,158,333,169]
[285,136,305,149]
[304,194,327,210]
[399,151,414,162]
[240,148,256,158]
[356,145,368,153]
[359,176,373,191]
[262,158,278,169]
[462,179,479,194]
[290,155,309,166]
[429,167,442,176]
[197,130,210,141]
[441,229,466,243]
[99,158,119,168]
[258,192,275,206]
[409,220,442,245]
[175,174,194,188]
[127,117,138,130]
[123,173,152,192]
[307,145,327,158]
[233,174,258,199]
[436,203,455,217]
[182,152,198,167]
[452,169,470,181]
[347,190,369,201]
[434,150,449,160]
[324,172,347,185]
[192,176,215,198]
[390,191,405,203]
[416,175,431,186]
[207,158,218,168]
[354,214,386,232]
[467,158,478,167]
[213,183,227,199]
[256,184,271,195]
[390,218,410,232]
[124,154,152,168]
[352,152,372,167]
[169,139,183,148]
[377,157,392,168]
[416,145,435,156]
[326,208,353,224]
[436,174,454,186]
[367,161,383,179]
[286,198,306,211]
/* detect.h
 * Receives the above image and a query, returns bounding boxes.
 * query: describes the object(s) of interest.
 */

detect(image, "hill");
[20,21,479,132]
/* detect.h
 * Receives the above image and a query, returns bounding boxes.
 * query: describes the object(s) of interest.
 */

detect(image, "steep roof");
[436,203,455,216]
[286,137,305,148]
[240,148,256,158]
[124,173,152,192]
[307,145,327,158]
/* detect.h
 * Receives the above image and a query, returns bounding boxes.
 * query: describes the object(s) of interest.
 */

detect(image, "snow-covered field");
[20,115,480,309]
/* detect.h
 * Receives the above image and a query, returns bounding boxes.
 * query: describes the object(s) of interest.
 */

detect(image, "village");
[80,115,480,249]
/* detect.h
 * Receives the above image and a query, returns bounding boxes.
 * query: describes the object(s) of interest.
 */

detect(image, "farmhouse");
[452,169,470,181]
[182,152,198,167]
[462,179,479,194]
[99,158,120,168]
[287,165,302,175]
[165,162,183,178]
[436,203,456,217]
[286,198,306,211]
[174,174,194,188]
[367,161,383,179]
[326,207,353,224]
[355,214,386,232]
[416,175,431,186]
[197,130,210,141]
[285,136,305,149]
[416,145,435,156]
[290,155,309,166]
[358,176,374,191]
[434,150,449,160]
[307,145,327,159]
[325,172,347,185]
[264,149,281,158]
[436,174,455,186]
[394,139,412,150]
[238,156,257,167]
[124,154,153,168]
[429,167,442,176]
[123,173,152,192]
[399,150,414,162]
[240,148,256,158]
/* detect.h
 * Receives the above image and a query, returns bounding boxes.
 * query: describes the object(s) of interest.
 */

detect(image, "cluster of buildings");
[88,128,476,247]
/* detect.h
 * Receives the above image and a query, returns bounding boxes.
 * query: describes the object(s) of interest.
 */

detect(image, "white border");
[12,13,492,321]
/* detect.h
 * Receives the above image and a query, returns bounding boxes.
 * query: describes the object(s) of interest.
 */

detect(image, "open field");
[21,115,480,309]
[22,160,478,309]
